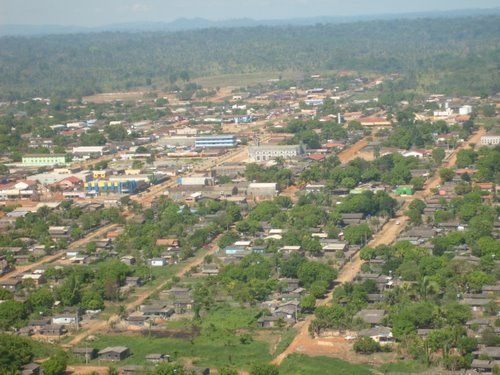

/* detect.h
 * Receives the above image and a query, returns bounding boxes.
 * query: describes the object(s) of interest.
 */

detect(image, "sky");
[1,0,499,26]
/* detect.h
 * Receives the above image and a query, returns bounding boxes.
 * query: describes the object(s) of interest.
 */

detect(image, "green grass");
[273,328,297,356]
[377,360,429,374]
[80,306,272,369]
[279,354,373,375]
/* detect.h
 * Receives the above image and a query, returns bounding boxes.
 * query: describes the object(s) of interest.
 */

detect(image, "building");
[98,346,130,361]
[458,105,473,115]
[85,180,139,195]
[72,146,108,158]
[195,135,236,148]
[248,144,304,162]
[149,258,167,267]
[394,185,414,196]
[21,154,66,167]
[480,131,500,147]
[247,183,278,198]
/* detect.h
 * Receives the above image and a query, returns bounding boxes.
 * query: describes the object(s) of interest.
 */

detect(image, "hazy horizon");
[1,0,500,27]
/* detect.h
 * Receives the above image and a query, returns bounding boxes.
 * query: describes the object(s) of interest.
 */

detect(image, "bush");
[250,363,279,375]
[353,337,381,354]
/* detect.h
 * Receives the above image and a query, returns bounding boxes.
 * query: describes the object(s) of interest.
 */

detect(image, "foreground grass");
[280,354,373,375]
[378,360,429,374]
[81,306,272,369]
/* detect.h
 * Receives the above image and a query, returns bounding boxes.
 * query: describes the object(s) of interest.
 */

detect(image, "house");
[0,279,21,291]
[125,277,142,287]
[341,213,365,225]
[358,326,394,344]
[21,273,45,286]
[202,263,219,276]
[125,315,149,327]
[145,353,170,363]
[98,346,130,361]
[279,278,300,292]
[21,363,41,375]
[247,183,278,198]
[273,301,299,322]
[155,238,179,248]
[28,317,51,331]
[121,255,136,265]
[473,347,500,361]
[0,259,11,275]
[462,298,492,312]
[140,304,174,318]
[169,287,192,299]
[39,324,65,336]
[470,359,499,373]
[257,315,281,328]
[73,347,97,361]
[172,298,194,314]
[52,312,79,326]
[353,309,386,326]
[394,185,414,196]
[48,226,71,239]
[149,258,167,267]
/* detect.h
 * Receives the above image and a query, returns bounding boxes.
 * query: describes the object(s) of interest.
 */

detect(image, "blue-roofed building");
[195,134,236,148]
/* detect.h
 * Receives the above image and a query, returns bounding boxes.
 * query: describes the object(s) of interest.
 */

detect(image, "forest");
[0,16,499,99]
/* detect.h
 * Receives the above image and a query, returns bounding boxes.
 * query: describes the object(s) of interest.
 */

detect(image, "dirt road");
[337,137,369,164]
[272,128,484,365]
[0,223,118,282]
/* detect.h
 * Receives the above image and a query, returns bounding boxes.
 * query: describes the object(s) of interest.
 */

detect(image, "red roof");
[58,176,82,184]
[308,154,326,161]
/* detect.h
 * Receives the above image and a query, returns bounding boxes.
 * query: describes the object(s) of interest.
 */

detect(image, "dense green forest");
[0,16,499,99]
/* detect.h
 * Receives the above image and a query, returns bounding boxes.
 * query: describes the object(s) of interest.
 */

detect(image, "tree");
[353,337,381,354]
[250,363,279,375]
[432,148,446,164]
[297,261,336,288]
[41,352,67,375]
[344,224,372,245]
[0,300,28,330]
[27,287,54,313]
[409,199,426,213]
[439,168,454,182]
[0,334,33,371]
[81,289,104,310]
[300,294,316,313]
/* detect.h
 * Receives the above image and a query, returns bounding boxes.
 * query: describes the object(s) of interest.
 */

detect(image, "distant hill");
[1,8,499,36]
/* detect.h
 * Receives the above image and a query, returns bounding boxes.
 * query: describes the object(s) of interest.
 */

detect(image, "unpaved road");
[0,223,118,282]
[272,128,484,365]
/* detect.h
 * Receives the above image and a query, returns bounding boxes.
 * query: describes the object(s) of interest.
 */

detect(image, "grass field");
[377,360,429,374]
[279,354,373,375]
[82,306,272,370]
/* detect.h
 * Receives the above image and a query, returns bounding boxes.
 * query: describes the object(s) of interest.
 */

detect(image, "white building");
[247,182,278,197]
[248,144,304,162]
[150,258,167,267]
[480,132,500,147]
[459,105,473,115]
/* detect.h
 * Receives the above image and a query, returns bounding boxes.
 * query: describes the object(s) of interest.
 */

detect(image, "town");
[0,7,499,375]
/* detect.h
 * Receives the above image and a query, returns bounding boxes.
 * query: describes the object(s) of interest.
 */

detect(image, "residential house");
[358,326,394,344]
[39,324,65,336]
[21,364,41,375]
[73,347,97,361]
[145,354,170,364]
[353,309,386,326]
[98,346,130,361]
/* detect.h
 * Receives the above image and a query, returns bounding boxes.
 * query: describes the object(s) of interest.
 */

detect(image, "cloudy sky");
[1,0,499,26]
